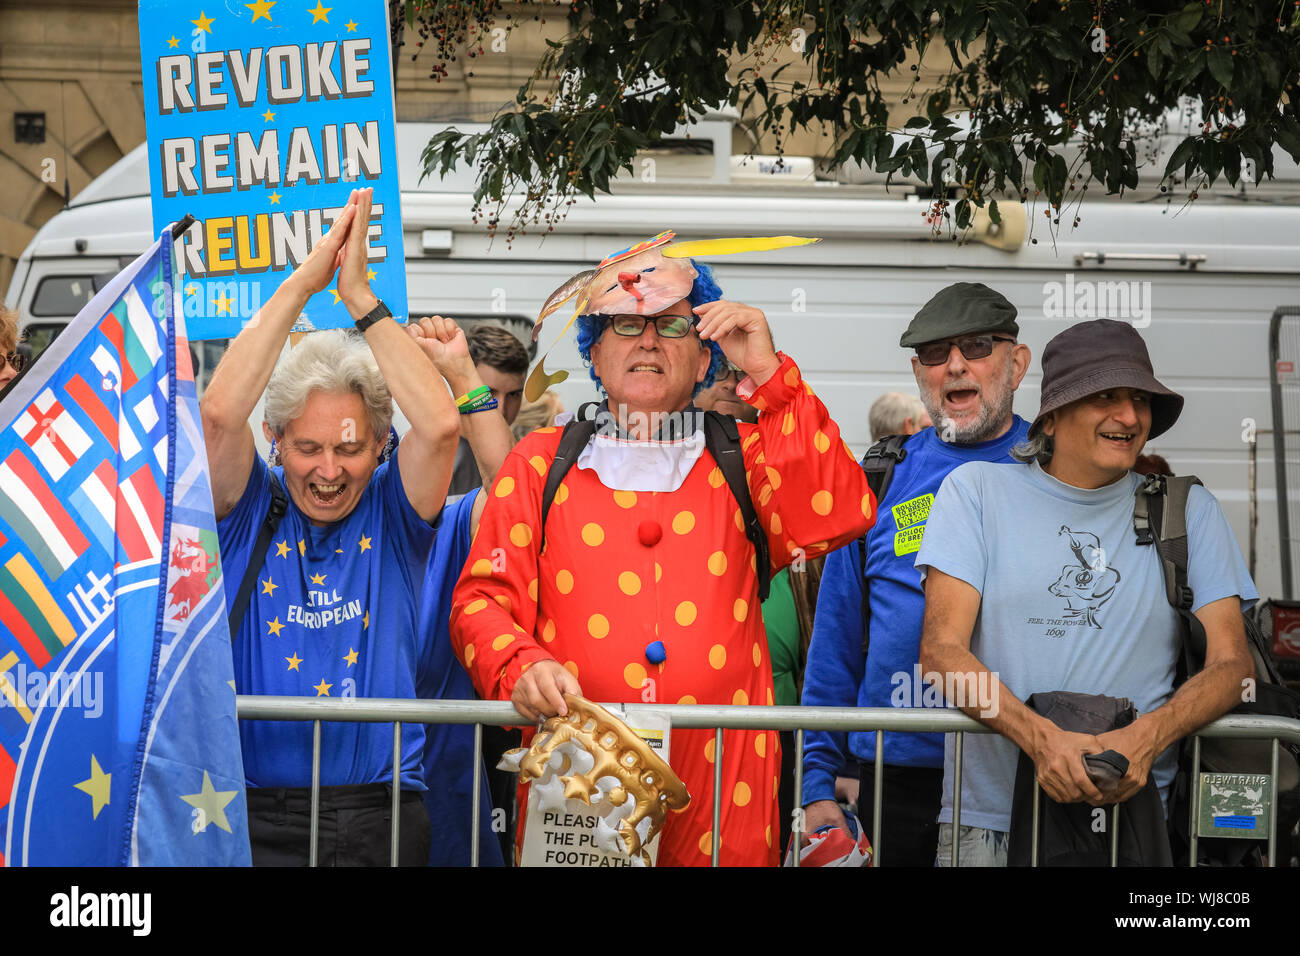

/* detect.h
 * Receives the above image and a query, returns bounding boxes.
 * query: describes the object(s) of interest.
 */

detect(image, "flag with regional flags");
[0,226,250,865]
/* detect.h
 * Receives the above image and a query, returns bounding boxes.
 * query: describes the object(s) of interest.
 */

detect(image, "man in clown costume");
[450,232,876,865]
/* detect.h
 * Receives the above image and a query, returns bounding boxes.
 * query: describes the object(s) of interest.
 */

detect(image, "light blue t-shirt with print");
[915,460,1257,832]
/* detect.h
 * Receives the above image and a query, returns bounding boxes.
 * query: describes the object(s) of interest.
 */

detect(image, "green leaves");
[411,0,1300,239]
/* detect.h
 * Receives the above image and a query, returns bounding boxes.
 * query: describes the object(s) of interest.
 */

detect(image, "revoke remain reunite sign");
[138,0,406,339]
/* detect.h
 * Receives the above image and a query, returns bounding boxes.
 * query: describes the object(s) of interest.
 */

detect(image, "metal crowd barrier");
[235,696,1300,868]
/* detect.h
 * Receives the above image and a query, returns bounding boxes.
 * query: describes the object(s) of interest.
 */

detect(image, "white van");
[6,121,1300,596]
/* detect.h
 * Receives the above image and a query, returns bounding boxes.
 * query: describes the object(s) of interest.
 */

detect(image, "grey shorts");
[934,822,1009,867]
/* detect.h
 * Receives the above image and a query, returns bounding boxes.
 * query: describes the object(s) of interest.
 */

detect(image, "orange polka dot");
[613,489,637,508]
[492,634,513,651]
[554,482,569,504]
[707,550,727,576]
[535,426,556,434]
[766,825,772,847]
[861,493,874,518]
[672,510,695,534]
[556,569,574,594]
[513,622,525,634]
[618,570,641,595]
[814,429,831,453]
[541,619,556,643]
[563,660,579,679]
[752,643,762,666]
[733,781,752,806]
[581,522,605,546]
[677,694,697,705]
[707,467,725,489]
[759,486,773,507]
[755,451,766,466]
[769,513,782,536]
[588,614,609,639]
[464,645,475,667]
[699,830,713,855]
[624,662,647,689]
[675,601,697,626]
[527,578,538,601]
[753,395,768,411]
[494,593,511,611]
[529,455,547,477]
[734,598,749,622]
[773,775,780,798]
[765,465,782,490]
[742,432,760,451]
[733,688,749,706]
[733,509,745,533]
[767,687,774,705]
[494,476,515,498]
[781,411,796,435]
[470,558,493,577]
[509,523,533,547]
[655,562,662,582]
[464,598,488,615]
[755,734,767,758]
[704,737,716,763]
[708,644,726,669]
[811,490,834,516]
[783,366,800,388]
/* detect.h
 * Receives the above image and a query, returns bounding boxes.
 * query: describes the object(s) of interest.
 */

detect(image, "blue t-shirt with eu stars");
[218,453,436,790]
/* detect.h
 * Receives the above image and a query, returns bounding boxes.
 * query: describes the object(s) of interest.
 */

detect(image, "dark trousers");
[247,783,432,867]
[856,763,943,867]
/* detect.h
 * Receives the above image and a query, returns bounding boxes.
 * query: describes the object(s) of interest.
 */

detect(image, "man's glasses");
[607,314,697,339]
[2,351,25,372]
[914,334,1015,366]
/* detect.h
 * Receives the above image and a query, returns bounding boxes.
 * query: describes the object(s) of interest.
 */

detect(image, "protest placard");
[138,0,406,339]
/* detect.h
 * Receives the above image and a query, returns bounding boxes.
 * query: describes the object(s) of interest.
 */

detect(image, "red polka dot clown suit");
[450,234,876,866]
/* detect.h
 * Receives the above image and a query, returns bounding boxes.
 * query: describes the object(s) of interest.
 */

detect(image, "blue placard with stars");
[137,0,407,339]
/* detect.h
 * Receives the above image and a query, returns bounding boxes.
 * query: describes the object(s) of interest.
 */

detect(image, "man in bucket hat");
[916,318,1255,865]
[801,282,1032,866]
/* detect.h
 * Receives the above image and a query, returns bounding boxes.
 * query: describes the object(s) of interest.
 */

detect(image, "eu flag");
[0,227,250,865]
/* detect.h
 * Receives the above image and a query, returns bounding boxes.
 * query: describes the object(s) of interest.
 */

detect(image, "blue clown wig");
[575,260,727,397]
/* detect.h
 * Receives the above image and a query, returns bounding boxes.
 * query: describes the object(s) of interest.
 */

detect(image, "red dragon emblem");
[167,536,218,621]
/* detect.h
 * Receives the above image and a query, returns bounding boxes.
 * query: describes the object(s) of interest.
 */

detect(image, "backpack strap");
[540,403,601,533]
[703,410,771,602]
[858,434,908,656]
[228,472,288,639]
[1135,473,1206,672]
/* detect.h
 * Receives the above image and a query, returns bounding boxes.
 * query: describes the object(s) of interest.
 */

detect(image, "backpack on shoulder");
[855,434,908,656]
[1135,473,1300,865]
[540,404,773,600]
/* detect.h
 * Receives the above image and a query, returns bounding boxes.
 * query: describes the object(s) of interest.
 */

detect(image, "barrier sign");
[138,0,406,338]
[1198,772,1272,839]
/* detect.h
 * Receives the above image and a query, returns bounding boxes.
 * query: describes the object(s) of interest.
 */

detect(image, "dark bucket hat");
[899,282,1019,347]
[1031,319,1183,440]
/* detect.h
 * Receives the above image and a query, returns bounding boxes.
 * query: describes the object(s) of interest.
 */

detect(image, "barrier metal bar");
[793,729,805,868]
[1270,738,1279,867]
[1267,305,1300,598]
[309,719,321,868]
[951,731,962,867]
[471,722,483,868]
[1189,735,1201,867]
[1031,785,1040,867]
[712,727,722,867]
[391,722,401,867]
[1110,805,1120,867]
[872,733,883,865]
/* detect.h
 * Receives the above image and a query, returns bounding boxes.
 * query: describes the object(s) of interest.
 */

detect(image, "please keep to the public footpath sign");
[137,0,407,339]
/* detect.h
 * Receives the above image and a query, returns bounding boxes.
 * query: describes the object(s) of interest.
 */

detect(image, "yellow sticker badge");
[891,494,933,556]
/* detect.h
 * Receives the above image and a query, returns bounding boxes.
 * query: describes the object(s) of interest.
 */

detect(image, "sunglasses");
[3,351,25,372]
[915,334,1015,366]
[606,314,698,339]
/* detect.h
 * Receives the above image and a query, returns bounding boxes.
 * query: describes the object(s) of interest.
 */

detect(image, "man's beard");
[920,360,1016,445]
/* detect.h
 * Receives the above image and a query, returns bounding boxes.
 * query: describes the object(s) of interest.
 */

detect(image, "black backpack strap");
[228,472,288,639]
[858,435,908,655]
[703,410,772,602]
[1135,473,1206,672]
[541,404,600,532]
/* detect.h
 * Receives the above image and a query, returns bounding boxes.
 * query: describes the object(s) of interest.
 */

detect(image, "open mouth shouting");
[942,383,981,415]
[310,481,347,505]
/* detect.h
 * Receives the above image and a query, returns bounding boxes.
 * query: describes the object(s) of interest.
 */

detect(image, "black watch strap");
[355,300,392,333]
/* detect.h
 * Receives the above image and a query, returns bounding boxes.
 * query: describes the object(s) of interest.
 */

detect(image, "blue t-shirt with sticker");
[801,418,1030,805]
[916,460,1257,832]
[218,454,436,790]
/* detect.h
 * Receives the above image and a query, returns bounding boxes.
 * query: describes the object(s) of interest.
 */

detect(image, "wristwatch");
[355,299,392,333]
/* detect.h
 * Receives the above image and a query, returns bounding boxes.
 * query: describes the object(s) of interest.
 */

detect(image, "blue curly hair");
[575,260,726,397]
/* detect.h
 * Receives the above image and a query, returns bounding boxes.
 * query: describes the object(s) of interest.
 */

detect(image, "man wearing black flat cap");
[916,318,1255,866]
